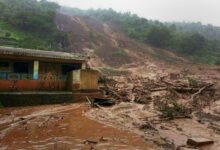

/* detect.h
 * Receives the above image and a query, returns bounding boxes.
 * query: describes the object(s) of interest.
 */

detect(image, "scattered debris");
[139,122,157,131]
[87,72,220,149]
[93,98,115,106]
[100,74,216,111]
[156,101,192,120]
[86,96,115,107]
[134,96,152,104]
[83,139,98,145]
[176,146,199,150]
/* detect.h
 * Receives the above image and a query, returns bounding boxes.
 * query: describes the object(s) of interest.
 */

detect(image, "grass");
[0,21,62,50]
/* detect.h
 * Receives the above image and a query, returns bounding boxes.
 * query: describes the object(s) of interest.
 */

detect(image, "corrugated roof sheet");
[0,46,86,61]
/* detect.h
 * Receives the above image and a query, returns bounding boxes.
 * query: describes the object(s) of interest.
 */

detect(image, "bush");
[158,101,191,119]
[5,32,11,37]
[112,48,127,57]
[215,59,220,65]
[147,26,172,48]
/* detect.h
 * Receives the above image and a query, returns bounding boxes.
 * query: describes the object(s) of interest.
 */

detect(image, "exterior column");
[33,61,39,80]
[81,62,86,69]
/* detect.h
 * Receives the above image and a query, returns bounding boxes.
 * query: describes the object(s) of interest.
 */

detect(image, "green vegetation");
[0,0,69,50]
[1,1,219,64]
[61,7,220,65]
[112,48,127,57]
[158,101,190,120]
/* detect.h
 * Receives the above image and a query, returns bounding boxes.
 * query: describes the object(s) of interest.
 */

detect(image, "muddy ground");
[86,102,220,150]
[0,104,160,150]
[1,100,220,150]
[1,64,220,150]
[1,62,220,150]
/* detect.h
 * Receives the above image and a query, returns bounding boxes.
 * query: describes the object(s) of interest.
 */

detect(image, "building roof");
[0,46,86,62]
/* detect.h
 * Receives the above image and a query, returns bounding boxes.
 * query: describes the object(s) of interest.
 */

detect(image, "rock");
[83,139,98,145]
[99,136,109,142]
[177,146,198,150]
[19,117,26,120]
[160,125,168,130]
[170,73,180,80]
[139,122,157,131]
[176,127,183,131]
[134,96,152,104]
[187,137,214,147]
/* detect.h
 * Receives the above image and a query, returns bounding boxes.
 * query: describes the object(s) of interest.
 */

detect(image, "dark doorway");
[0,61,9,68]
[14,62,29,73]
[62,64,82,75]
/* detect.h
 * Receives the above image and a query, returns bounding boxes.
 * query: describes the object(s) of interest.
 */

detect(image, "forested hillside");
[0,0,219,65]
[0,0,68,50]
[61,7,220,65]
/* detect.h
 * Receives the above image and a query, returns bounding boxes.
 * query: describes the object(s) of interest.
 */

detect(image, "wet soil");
[86,102,220,150]
[0,104,157,150]
[157,118,220,150]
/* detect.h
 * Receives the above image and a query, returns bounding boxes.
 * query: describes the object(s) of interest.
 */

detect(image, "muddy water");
[0,104,156,150]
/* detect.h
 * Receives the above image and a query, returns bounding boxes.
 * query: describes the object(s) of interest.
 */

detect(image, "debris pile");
[90,72,220,149]
[100,73,217,112]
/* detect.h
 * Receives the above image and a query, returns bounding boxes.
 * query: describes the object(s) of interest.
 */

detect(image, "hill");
[0,0,220,66]
[60,7,220,65]
[55,11,191,78]
[0,0,68,50]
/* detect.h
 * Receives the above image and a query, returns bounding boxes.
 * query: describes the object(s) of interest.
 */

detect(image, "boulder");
[187,137,214,147]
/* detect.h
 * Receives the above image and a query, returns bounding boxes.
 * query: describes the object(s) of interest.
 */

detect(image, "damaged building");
[0,46,100,106]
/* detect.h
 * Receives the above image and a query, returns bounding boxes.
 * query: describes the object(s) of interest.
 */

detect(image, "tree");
[0,0,67,50]
[181,33,206,54]
[146,26,172,48]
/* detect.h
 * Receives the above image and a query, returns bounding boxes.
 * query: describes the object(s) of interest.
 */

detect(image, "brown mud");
[0,104,158,150]
[86,102,220,150]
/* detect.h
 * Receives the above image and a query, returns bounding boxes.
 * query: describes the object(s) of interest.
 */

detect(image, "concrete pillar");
[81,63,86,69]
[33,61,39,80]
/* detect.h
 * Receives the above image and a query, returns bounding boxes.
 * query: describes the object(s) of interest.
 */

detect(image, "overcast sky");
[50,0,220,26]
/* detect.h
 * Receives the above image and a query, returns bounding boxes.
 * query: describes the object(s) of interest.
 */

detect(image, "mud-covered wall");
[67,70,80,91]
[0,80,66,92]
[67,69,99,91]
[0,93,73,107]
[80,69,99,90]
